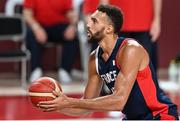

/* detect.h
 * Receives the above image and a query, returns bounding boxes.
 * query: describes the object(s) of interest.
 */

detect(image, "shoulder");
[116,38,149,70]
[116,38,147,63]
[122,39,144,54]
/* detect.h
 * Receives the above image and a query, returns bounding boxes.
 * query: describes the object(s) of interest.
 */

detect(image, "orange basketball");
[28,77,62,107]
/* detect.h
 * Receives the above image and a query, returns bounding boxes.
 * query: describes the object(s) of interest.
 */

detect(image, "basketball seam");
[47,77,61,95]
[29,92,56,98]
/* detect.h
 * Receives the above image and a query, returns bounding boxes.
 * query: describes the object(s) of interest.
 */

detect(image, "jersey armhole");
[115,38,132,70]
[95,46,100,75]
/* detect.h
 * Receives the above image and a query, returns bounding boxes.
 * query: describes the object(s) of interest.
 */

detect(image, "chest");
[96,37,124,92]
[98,56,120,92]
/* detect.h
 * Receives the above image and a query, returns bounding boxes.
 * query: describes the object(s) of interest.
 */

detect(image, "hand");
[33,26,47,44]
[150,18,161,42]
[38,92,71,112]
[64,24,76,41]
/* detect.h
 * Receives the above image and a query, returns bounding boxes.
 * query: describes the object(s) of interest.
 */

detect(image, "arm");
[23,8,47,43]
[39,41,147,113]
[150,0,162,41]
[63,9,78,40]
[59,50,103,116]
[39,50,103,116]
[23,8,40,30]
[66,9,78,26]
[62,42,146,111]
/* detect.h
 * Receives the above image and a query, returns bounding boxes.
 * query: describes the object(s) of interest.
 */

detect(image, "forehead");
[91,10,108,21]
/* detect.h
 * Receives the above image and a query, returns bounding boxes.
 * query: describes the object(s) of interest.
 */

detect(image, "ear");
[106,25,113,34]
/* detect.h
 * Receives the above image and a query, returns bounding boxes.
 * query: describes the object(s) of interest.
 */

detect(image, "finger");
[151,34,156,41]
[151,33,158,42]
[53,90,62,97]
[150,30,156,42]
[42,107,56,112]
[38,104,56,108]
[39,100,55,105]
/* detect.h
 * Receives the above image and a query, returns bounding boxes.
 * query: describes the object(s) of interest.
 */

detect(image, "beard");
[87,27,105,43]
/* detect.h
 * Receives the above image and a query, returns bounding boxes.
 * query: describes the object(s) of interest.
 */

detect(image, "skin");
[38,10,150,116]
[150,0,162,42]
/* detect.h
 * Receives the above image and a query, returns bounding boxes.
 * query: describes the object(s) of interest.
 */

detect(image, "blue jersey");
[95,37,179,120]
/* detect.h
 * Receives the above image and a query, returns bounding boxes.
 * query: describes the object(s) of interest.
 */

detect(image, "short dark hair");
[97,5,123,34]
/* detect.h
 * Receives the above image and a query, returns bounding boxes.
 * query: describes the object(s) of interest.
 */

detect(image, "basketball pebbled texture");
[28,77,62,107]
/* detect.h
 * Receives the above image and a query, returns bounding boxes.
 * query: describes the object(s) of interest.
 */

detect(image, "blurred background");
[0,0,179,120]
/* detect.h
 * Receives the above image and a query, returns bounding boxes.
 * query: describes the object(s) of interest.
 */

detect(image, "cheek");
[90,26,97,34]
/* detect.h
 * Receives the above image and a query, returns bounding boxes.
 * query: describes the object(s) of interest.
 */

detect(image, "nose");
[86,22,90,29]
[86,22,91,31]
[86,17,92,29]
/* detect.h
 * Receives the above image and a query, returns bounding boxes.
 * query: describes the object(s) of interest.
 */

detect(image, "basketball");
[28,77,62,107]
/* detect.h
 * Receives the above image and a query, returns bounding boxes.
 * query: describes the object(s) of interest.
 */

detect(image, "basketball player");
[38,5,179,120]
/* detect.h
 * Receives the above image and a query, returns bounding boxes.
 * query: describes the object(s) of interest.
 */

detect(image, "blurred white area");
[108,111,125,119]
[159,80,180,93]
[73,0,83,12]
[5,0,23,16]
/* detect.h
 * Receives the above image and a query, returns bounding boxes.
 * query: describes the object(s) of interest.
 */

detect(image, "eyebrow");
[91,17,98,22]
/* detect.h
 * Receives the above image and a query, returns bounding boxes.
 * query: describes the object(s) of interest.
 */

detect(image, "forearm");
[66,10,78,26]
[153,0,162,21]
[58,108,91,116]
[69,94,124,112]
[23,9,41,31]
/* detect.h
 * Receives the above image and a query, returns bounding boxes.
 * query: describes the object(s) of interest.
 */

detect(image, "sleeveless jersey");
[95,37,178,119]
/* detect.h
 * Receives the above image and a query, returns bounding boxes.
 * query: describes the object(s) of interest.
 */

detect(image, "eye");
[91,18,97,23]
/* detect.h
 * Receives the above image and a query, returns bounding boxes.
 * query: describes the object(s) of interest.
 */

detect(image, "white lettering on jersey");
[100,70,117,84]
[112,60,115,66]
[111,87,115,93]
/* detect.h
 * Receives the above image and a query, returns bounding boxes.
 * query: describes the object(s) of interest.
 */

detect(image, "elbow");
[115,101,124,111]
[114,102,124,111]
[113,94,126,111]
[71,111,92,116]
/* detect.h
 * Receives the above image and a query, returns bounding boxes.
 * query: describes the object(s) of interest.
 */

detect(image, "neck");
[99,34,118,60]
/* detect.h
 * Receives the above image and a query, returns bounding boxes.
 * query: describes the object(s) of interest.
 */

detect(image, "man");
[84,0,161,72]
[23,0,78,83]
[38,5,179,120]
[83,0,110,50]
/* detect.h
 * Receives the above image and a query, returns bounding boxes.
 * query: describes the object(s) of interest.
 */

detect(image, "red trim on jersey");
[137,66,171,119]
[160,113,175,120]
[115,38,175,119]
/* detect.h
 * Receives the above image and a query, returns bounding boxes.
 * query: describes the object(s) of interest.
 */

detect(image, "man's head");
[86,5,123,42]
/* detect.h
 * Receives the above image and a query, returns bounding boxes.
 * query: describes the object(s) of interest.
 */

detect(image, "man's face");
[86,10,110,43]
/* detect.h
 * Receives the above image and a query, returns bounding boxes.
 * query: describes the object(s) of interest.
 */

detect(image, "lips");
[87,30,92,37]
[87,32,91,37]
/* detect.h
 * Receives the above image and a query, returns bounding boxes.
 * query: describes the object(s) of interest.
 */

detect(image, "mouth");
[87,30,92,38]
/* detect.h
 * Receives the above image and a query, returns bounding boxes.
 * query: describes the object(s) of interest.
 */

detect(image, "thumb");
[53,90,62,97]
